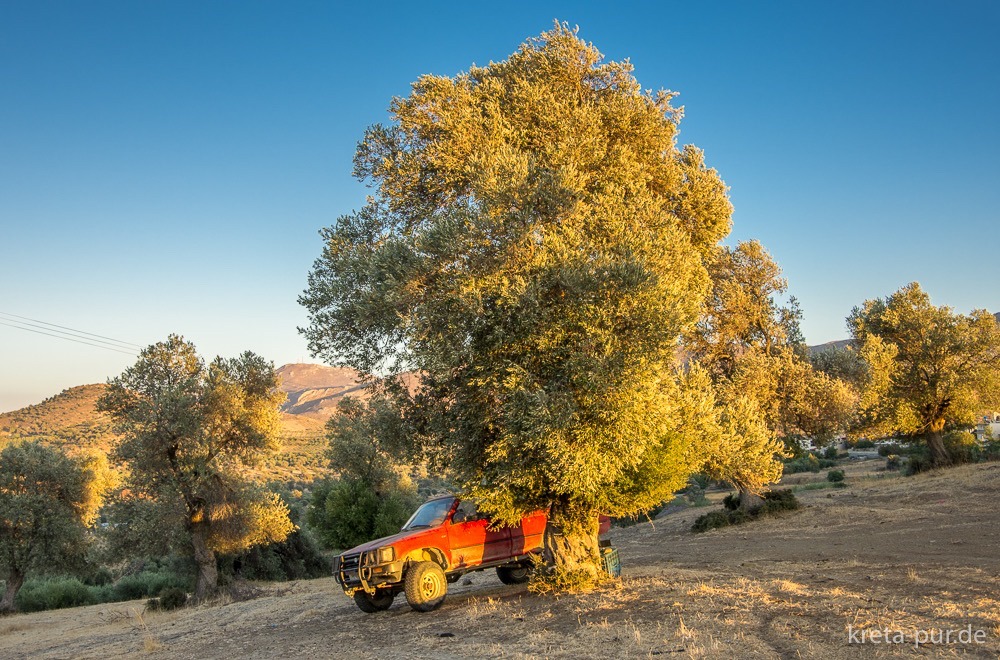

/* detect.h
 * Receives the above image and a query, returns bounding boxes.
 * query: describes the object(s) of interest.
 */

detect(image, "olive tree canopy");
[0,441,112,613]
[301,25,734,580]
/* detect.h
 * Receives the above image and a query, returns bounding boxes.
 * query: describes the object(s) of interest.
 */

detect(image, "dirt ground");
[2,459,998,659]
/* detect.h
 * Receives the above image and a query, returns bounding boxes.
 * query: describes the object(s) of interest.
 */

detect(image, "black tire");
[496,564,531,585]
[353,589,395,613]
[404,561,448,612]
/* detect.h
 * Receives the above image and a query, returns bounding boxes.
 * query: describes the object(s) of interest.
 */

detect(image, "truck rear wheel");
[404,561,447,612]
[496,564,531,585]
[353,589,394,613]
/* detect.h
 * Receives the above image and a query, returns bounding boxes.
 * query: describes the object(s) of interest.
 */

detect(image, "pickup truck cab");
[333,495,546,612]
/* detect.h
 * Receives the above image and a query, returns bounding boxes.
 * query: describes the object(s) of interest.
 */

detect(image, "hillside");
[0,363,371,483]
[0,384,113,454]
[1,460,997,657]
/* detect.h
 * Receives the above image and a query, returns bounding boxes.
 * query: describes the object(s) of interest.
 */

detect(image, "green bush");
[688,473,711,490]
[851,439,876,449]
[983,440,1000,461]
[109,559,194,601]
[878,443,910,457]
[885,454,902,470]
[783,454,837,474]
[943,431,980,464]
[15,577,96,613]
[692,489,799,533]
[83,566,114,587]
[691,510,730,533]
[147,586,188,611]
[822,445,840,460]
[307,478,420,550]
[826,469,845,483]
[760,489,800,514]
[904,453,933,476]
[728,509,751,525]
[219,530,330,582]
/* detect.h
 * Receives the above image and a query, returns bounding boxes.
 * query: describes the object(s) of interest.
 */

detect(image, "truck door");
[447,500,511,568]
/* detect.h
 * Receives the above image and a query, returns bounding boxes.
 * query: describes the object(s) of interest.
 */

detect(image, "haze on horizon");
[2,1,998,413]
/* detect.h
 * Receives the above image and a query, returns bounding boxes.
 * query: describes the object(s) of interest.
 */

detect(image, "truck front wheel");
[353,589,395,613]
[404,561,447,612]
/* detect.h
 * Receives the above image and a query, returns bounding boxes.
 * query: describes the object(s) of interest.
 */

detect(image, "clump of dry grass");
[131,609,163,654]
[528,565,615,596]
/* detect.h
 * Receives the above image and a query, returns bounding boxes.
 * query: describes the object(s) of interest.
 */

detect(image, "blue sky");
[2,1,998,412]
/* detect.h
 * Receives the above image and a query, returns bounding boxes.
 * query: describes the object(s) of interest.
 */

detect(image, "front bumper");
[334,552,404,594]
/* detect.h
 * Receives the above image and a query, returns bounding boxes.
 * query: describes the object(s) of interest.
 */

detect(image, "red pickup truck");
[333,495,548,613]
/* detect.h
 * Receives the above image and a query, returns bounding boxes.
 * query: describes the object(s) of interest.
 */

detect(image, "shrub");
[691,510,731,533]
[851,439,876,449]
[691,490,799,533]
[885,454,902,470]
[14,577,96,613]
[219,530,330,582]
[983,440,1000,461]
[148,587,187,611]
[728,509,751,525]
[83,566,114,587]
[783,454,837,474]
[822,445,840,460]
[688,473,710,490]
[905,453,933,476]
[760,489,799,514]
[943,431,980,464]
[307,478,419,550]
[878,443,906,456]
[112,564,191,601]
[826,470,845,483]
[684,486,708,507]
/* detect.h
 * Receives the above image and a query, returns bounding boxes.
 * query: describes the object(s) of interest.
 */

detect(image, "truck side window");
[453,500,478,523]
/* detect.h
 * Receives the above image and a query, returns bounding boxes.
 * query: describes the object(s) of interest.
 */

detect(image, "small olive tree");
[686,241,855,508]
[307,395,420,549]
[848,283,1000,466]
[0,441,112,613]
[99,335,294,600]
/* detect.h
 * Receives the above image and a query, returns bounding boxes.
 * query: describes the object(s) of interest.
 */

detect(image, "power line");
[0,319,138,356]
[0,311,143,349]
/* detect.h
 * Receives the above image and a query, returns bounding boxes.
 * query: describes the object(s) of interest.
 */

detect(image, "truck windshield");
[402,497,456,530]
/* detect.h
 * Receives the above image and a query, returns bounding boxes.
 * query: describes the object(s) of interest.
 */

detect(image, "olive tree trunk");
[542,502,601,585]
[190,524,218,601]
[737,487,764,513]
[926,428,952,467]
[0,567,25,615]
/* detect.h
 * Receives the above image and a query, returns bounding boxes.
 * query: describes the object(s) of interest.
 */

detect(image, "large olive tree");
[301,25,734,581]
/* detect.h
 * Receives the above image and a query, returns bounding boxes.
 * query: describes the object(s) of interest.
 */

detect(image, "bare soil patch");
[2,460,998,658]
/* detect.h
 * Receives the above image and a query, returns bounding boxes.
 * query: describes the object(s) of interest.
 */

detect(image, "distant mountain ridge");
[807,339,853,355]
[275,363,368,419]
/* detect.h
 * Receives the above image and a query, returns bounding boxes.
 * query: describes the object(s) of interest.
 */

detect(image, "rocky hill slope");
[0,363,370,482]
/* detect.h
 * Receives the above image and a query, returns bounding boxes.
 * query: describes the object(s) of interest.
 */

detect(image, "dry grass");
[1,461,999,658]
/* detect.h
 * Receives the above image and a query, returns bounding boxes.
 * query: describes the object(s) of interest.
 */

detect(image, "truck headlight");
[376,546,395,564]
